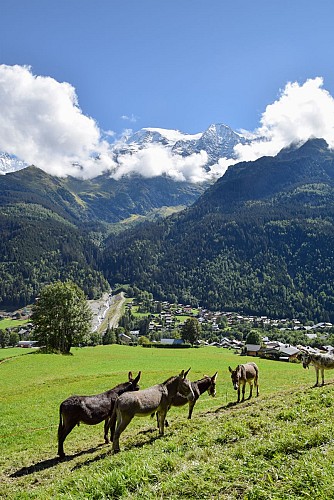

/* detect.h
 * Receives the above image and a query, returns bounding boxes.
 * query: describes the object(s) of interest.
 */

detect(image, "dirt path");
[106,292,126,329]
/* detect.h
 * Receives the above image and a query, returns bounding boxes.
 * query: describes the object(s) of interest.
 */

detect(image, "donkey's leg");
[157,410,167,435]
[237,386,241,403]
[321,368,325,386]
[248,381,253,400]
[255,377,259,397]
[241,382,246,402]
[58,417,76,458]
[314,367,320,387]
[113,412,133,453]
[188,400,196,419]
[104,417,111,444]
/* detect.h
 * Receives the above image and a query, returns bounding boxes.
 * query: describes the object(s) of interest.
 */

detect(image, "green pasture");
[0,318,29,330]
[1,345,334,499]
[0,347,35,361]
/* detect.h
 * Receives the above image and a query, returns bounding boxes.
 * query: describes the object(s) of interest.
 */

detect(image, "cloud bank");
[0,64,115,178]
[1,66,334,182]
[114,145,208,183]
[232,77,334,164]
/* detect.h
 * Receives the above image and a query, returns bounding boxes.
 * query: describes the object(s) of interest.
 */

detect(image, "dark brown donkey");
[57,371,141,458]
[229,362,259,403]
[156,372,218,427]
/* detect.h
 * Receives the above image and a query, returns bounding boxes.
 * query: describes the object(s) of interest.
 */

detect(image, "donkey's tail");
[58,404,64,438]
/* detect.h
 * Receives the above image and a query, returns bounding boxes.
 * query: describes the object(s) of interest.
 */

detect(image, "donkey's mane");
[111,381,132,391]
[162,375,178,385]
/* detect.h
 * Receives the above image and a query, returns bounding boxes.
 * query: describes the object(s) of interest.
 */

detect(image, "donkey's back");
[116,384,166,417]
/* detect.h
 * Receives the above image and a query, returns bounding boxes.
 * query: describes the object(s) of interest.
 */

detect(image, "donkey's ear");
[228,366,232,373]
[184,367,191,378]
[128,371,133,381]
[212,372,218,382]
[133,371,141,383]
[179,370,185,377]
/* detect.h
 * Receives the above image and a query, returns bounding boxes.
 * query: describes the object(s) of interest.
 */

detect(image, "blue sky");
[2,0,334,135]
[2,0,334,179]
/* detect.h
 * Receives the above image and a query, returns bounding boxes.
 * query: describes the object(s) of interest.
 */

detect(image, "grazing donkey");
[229,362,259,403]
[57,371,141,458]
[110,369,194,453]
[155,372,218,427]
[298,350,334,386]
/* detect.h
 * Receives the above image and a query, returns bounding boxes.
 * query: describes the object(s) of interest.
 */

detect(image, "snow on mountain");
[0,123,250,177]
[0,153,27,174]
[113,123,250,169]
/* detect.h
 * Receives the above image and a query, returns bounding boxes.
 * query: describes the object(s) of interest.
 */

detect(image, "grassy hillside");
[1,345,334,499]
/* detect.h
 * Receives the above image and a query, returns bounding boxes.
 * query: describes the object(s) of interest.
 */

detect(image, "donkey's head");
[178,368,195,401]
[127,371,141,390]
[229,365,241,390]
[296,351,312,369]
[207,372,218,397]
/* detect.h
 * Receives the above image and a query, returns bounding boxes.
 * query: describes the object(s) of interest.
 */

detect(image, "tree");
[245,329,262,345]
[103,327,117,345]
[31,280,92,354]
[181,318,201,345]
[0,329,10,348]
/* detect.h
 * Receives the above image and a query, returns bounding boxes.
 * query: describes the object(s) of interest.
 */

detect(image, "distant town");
[2,294,334,358]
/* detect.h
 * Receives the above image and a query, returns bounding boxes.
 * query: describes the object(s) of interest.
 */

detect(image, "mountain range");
[0,122,248,176]
[1,127,334,322]
[101,138,334,322]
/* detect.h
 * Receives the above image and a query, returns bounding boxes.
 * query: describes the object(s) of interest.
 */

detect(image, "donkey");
[298,350,334,386]
[155,372,218,427]
[57,371,141,458]
[110,369,194,453]
[229,362,259,403]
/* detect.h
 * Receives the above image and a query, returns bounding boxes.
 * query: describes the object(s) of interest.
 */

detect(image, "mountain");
[114,123,249,169]
[0,122,248,175]
[0,153,27,174]
[0,165,206,307]
[101,138,334,322]
[0,166,207,226]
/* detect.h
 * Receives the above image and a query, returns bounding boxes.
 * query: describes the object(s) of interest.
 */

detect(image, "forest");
[1,139,334,323]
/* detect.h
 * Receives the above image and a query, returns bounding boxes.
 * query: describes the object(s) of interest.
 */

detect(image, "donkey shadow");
[10,445,104,478]
[71,433,160,471]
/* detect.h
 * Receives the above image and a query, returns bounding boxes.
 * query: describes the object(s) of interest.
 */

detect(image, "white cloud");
[0,64,116,178]
[232,77,334,163]
[112,145,209,183]
[121,113,138,123]
[2,68,334,183]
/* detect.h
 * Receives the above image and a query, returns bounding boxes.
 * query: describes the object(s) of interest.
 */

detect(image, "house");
[17,340,38,348]
[118,333,132,344]
[245,344,261,356]
[160,338,184,345]
[259,342,299,361]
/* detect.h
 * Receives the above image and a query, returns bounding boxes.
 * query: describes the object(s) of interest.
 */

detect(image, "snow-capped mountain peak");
[0,153,27,175]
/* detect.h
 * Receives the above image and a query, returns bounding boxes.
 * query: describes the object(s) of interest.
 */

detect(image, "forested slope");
[101,139,334,322]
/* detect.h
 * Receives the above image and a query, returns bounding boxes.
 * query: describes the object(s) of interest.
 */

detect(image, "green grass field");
[0,318,29,330]
[1,345,334,499]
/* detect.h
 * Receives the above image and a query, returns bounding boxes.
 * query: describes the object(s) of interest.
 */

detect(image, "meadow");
[1,344,334,499]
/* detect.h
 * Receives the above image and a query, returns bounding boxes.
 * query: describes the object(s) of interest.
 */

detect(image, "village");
[120,297,334,361]
[2,293,334,359]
